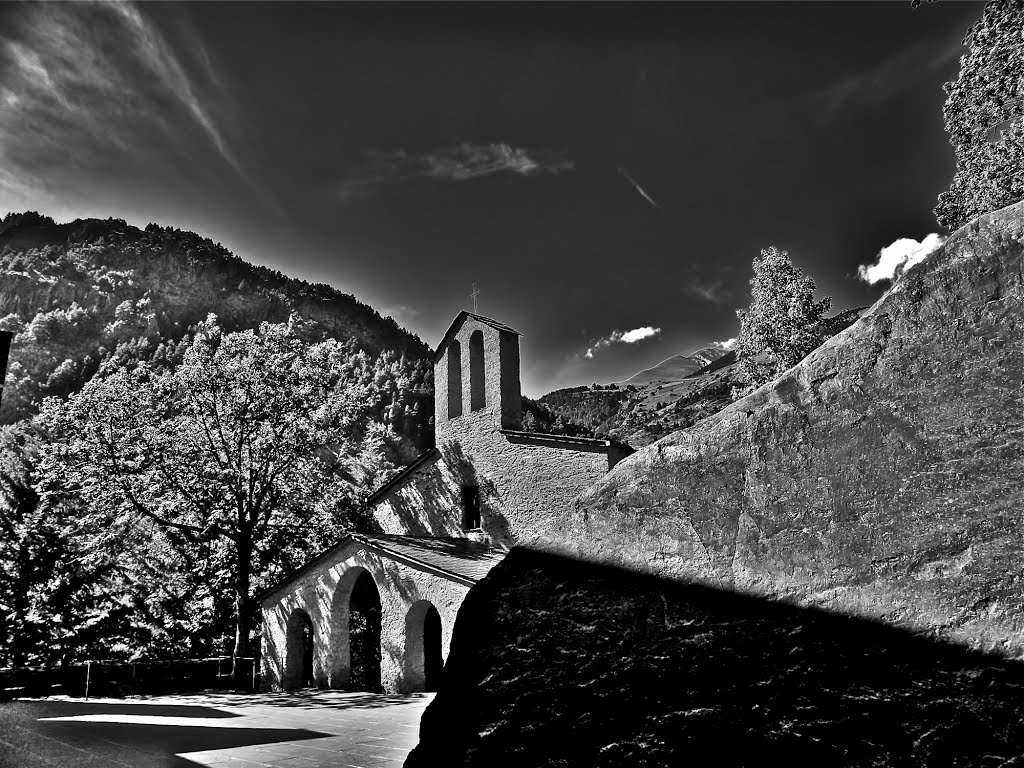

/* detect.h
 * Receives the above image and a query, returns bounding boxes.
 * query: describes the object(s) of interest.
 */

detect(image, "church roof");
[433,311,522,363]
[258,533,506,602]
[365,447,440,506]
[355,533,506,584]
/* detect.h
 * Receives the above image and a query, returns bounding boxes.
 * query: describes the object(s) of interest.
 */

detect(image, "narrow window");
[447,340,462,419]
[461,485,481,531]
[469,330,485,411]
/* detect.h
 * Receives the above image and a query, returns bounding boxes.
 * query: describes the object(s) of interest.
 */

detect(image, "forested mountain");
[0,211,432,430]
[0,211,437,668]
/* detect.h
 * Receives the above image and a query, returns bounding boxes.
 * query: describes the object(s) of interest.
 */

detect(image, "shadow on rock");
[406,547,1024,768]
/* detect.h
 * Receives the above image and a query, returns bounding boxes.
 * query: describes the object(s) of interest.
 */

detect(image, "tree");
[735,246,832,387]
[38,316,396,680]
[935,0,1024,230]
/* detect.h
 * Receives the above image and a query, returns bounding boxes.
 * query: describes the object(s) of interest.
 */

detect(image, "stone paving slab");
[0,690,433,768]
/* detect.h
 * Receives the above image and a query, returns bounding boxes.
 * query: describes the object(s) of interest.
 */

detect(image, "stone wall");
[371,412,628,548]
[371,312,629,547]
[259,539,470,693]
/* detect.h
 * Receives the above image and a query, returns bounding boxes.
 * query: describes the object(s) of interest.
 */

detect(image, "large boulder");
[568,200,1024,653]
[407,202,1024,767]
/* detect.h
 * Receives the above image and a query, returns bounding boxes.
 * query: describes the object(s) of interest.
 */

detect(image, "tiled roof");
[354,533,507,584]
[365,448,440,506]
[433,311,522,362]
[258,533,506,602]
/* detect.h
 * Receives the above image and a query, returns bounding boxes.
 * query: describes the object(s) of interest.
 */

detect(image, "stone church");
[259,312,632,693]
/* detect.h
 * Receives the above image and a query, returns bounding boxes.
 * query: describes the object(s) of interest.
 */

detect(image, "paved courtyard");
[0,690,434,768]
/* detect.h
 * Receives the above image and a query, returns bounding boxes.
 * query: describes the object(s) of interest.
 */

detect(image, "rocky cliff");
[567,200,1024,652]
[406,202,1024,766]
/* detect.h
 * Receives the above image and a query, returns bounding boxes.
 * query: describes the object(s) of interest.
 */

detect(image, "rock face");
[405,549,1024,768]
[407,203,1024,765]
[566,201,1024,654]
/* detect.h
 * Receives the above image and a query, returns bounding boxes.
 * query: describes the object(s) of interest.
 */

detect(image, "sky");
[0,1,984,396]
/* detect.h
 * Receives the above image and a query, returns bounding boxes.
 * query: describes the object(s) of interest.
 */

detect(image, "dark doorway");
[285,609,315,690]
[348,571,382,692]
[423,605,443,692]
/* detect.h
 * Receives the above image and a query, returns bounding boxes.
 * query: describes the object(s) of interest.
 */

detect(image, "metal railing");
[0,656,260,699]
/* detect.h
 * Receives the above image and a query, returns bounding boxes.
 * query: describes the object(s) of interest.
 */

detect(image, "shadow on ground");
[0,699,330,768]
[225,690,431,710]
[408,547,1024,768]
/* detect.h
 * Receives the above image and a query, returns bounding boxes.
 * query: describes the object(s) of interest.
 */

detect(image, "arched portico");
[260,534,502,693]
[404,600,445,692]
[329,565,383,691]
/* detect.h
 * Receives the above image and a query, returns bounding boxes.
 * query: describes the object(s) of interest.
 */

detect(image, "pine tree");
[735,246,832,387]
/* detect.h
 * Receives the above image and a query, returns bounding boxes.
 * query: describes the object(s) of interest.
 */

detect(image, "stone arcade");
[259,312,632,693]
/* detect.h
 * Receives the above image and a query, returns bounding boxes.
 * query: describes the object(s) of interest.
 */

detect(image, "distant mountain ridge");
[619,342,732,384]
[0,211,432,424]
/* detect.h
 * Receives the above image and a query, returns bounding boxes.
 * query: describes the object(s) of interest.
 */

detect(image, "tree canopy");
[935,0,1024,230]
[38,316,399,676]
[735,246,832,387]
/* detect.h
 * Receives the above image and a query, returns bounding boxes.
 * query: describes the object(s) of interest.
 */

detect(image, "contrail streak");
[617,167,662,211]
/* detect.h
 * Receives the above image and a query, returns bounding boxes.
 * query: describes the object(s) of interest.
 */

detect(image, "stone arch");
[329,567,383,692]
[404,600,444,692]
[469,330,485,411]
[447,340,462,419]
[283,608,315,690]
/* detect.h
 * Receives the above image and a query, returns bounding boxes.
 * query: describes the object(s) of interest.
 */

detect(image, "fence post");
[85,661,90,700]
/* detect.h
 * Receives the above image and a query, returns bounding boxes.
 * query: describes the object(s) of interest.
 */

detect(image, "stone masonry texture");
[374,313,626,548]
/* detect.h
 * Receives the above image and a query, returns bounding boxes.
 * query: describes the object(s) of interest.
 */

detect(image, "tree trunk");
[231,535,253,688]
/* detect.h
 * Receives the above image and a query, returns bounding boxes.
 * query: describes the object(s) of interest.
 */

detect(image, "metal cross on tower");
[470,283,480,313]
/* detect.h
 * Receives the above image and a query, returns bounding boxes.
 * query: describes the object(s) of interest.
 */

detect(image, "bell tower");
[433,312,522,440]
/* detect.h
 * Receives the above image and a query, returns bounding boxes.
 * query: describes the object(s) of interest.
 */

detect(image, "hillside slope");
[0,212,431,423]
[619,344,730,384]
[570,200,1024,652]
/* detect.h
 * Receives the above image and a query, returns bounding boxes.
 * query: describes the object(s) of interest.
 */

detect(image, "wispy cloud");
[106,3,241,175]
[684,278,730,305]
[717,337,737,351]
[811,39,962,123]
[857,233,945,284]
[0,2,248,211]
[585,326,661,359]
[338,143,573,200]
[617,167,662,211]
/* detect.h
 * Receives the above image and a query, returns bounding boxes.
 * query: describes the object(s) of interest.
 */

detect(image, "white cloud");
[585,326,661,358]
[718,337,737,350]
[857,234,945,284]
[424,143,570,180]
[338,143,573,200]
